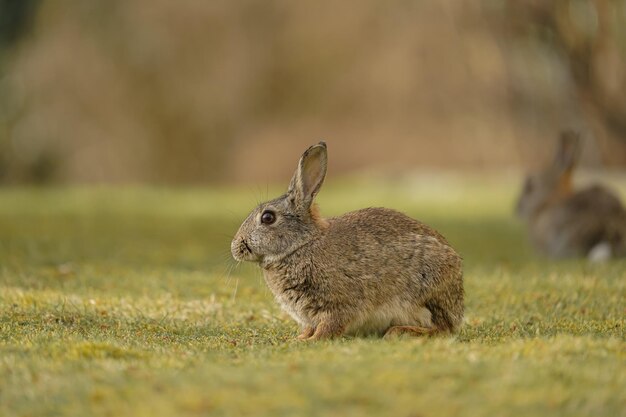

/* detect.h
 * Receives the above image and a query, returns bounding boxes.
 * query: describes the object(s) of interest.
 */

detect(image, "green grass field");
[1,178,625,417]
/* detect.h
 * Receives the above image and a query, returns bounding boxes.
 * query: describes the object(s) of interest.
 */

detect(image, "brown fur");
[231,142,464,340]
[310,204,329,229]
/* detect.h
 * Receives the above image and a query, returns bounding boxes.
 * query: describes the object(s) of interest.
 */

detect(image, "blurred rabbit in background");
[516,131,626,261]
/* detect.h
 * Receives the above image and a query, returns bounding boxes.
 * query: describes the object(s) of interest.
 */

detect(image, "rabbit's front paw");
[305,316,345,341]
[296,326,315,340]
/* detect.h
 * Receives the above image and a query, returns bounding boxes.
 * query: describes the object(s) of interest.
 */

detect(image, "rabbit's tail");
[425,301,454,333]
[425,280,464,333]
[594,212,626,259]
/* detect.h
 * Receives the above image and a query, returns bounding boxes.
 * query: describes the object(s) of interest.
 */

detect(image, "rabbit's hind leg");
[383,325,436,339]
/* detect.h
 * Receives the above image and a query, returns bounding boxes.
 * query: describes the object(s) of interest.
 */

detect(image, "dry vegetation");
[1,1,625,184]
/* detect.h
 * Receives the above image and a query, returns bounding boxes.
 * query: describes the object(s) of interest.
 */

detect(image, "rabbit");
[231,142,463,340]
[516,130,626,260]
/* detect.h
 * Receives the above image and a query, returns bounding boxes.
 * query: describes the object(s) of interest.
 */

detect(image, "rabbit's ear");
[553,130,581,174]
[288,142,327,209]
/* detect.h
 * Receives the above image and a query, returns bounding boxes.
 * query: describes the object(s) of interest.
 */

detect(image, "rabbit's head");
[516,131,580,221]
[231,142,329,265]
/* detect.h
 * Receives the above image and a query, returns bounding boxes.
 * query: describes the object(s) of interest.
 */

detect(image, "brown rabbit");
[516,131,626,260]
[231,142,463,340]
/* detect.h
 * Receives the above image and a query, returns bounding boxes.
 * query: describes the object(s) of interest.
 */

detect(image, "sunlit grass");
[1,177,625,417]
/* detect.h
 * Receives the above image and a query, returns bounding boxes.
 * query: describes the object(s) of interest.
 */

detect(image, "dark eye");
[261,210,276,225]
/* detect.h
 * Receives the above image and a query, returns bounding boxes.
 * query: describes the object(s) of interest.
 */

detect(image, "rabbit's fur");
[231,142,463,340]
[516,131,626,260]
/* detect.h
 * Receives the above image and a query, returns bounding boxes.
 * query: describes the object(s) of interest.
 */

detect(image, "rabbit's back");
[324,208,459,285]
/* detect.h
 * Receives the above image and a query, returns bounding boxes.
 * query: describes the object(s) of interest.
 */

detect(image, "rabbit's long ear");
[288,142,327,209]
[553,130,581,174]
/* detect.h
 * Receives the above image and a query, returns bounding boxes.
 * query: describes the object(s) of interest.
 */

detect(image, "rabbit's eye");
[261,210,276,225]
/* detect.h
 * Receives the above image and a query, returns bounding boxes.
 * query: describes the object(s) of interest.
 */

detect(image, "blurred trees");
[507,0,626,165]
[0,0,39,48]
[0,0,624,184]
[0,0,42,181]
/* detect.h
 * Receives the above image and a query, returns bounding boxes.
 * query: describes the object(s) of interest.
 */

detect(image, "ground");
[1,176,625,417]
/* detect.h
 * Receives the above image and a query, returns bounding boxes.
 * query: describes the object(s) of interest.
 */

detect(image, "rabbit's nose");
[231,237,253,261]
[230,237,241,260]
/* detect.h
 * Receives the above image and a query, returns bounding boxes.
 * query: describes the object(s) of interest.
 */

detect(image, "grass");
[1,176,625,417]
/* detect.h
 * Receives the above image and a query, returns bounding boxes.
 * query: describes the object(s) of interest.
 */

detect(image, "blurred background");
[0,0,625,185]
